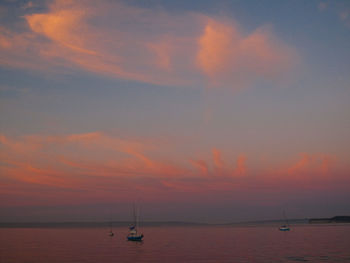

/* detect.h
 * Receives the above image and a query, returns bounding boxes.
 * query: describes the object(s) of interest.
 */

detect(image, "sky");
[0,0,350,223]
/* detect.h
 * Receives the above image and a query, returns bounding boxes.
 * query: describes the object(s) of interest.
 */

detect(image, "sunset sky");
[1,0,349,223]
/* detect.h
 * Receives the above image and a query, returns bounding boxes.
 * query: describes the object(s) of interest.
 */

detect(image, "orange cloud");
[2,132,345,207]
[0,32,12,49]
[287,153,336,177]
[197,19,297,87]
[288,153,311,175]
[0,0,297,89]
[148,38,173,71]
[26,7,95,55]
[19,0,189,85]
[212,148,224,169]
[190,159,209,175]
[234,154,247,176]
[320,155,335,174]
[197,20,236,77]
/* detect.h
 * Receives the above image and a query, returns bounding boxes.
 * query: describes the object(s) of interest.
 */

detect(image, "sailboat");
[108,221,114,237]
[127,204,144,241]
[279,210,290,231]
[108,211,114,236]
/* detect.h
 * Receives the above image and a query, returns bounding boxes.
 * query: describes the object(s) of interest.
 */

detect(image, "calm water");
[1,225,350,262]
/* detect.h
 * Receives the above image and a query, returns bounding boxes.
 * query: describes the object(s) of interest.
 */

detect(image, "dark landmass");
[0,219,308,228]
[1,216,349,228]
[309,216,350,224]
[224,218,309,226]
[0,221,208,228]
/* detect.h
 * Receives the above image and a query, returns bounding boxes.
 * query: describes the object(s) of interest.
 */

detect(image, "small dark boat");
[127,204,144,241]
[127,231,143,241]
[108,217,114,237]
[127,235,143,241]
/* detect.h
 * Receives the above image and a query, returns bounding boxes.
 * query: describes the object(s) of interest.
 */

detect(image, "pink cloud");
[287,153,312,175]
[212,148,224,169]
[287,153,336,177]
[196,18,297,88]
[320,154,336,174]
[189,159,209,175]
[1,132,346,207]
[234,154,247,176]
[147,38,174,71]
[0,0,297,89]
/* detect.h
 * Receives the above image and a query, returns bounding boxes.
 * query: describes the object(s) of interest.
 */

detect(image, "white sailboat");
[279,210,290,231]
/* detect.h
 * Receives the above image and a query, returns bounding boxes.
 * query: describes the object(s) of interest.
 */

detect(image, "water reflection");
[0,225,349,262]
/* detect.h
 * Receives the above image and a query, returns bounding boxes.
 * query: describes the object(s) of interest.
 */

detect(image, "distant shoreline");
[308,216,350,224]
[0,216,348,228]
[0,221,207,228]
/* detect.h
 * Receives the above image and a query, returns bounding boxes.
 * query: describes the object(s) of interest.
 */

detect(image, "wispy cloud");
[287,153,336,177]
[1,132,346,206]
[0,0,298,89]
[212,148,224,170]
[234,154,247,176]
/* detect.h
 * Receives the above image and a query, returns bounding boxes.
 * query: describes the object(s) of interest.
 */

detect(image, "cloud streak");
[0,132,346,207]
[0,0,298,89]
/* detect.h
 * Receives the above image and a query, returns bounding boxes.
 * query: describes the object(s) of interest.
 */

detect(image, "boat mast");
[136,206,139,234]
[283,210,289,226]
[133,202,137,234]
[109,210,113,232]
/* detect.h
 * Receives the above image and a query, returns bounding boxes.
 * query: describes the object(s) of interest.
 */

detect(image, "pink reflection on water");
[0,225,350,262]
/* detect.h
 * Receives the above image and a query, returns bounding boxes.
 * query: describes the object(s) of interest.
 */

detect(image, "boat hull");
[127,235,144,241]
[279,227,290,231]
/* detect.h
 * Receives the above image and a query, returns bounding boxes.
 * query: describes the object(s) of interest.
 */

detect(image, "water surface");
[1,225,349,262]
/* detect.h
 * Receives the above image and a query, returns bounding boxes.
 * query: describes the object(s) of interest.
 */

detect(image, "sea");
[1,224,350,262]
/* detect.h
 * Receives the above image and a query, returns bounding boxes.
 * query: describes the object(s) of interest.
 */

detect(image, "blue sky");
[0,0,349,222]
